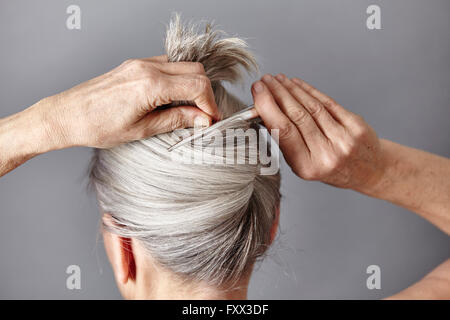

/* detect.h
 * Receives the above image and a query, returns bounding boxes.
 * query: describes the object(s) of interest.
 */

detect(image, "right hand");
[251,74,384,191]
[38,55,219,149]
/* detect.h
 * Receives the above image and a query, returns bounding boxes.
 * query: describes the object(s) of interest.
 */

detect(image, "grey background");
[0,0,449,299]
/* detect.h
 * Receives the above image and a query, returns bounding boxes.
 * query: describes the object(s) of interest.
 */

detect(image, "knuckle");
[301,168,320,181]
[121,58,134,66]
[308,102,324,117]
[130,58,143,67]
[264,74,281,87]
[353,114,366,126]
[354,124,369,139]
[322,154,336,169]
[127,59,148,73]
[142,71,160,91]
[288,107,308,125]
[147,62,166,80]
[283,79,296,89]
[191,62,205,74]
[348,115,368,138]
[321,153,341,174]
[277,120,296,140]
[272,79,283,89]
[340,141,355,157]
[323,97,337,108]
[291,77,303,85]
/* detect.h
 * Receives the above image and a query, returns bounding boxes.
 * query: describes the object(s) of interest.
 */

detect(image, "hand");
[251,73,384,191]
[39,55,219,149]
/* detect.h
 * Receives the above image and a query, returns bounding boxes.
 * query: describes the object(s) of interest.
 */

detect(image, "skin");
[102,208,279,299]
[0,55,219,176]
[0,56,448,299]
[252,74,450,236]
[251,73,450,299]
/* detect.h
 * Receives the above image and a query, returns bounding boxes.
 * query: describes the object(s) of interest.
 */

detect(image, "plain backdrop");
[0,0,449,299]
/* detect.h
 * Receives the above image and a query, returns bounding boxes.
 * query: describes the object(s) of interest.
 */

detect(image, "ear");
[102,214,136,285]
[269,206,280,245]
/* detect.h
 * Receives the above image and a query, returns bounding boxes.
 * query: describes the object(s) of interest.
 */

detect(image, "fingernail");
[262,74,273,82]
[194,116,210,128]
[253,81,264,93]
[275,73,286,81]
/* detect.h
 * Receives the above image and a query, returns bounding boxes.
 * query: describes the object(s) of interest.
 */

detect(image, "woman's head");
[89,15,281,299]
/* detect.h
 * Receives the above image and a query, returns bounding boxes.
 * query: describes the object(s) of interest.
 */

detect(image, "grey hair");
[89,14,281,287]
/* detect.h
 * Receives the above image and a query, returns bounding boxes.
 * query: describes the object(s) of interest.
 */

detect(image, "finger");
[134,106,212,138]
[140,55,205,75]
[261,74,328,152]
[140,57,206,75]
[251,80,311,168]
[291,77,356,127]
[141,55,168,63]
[274,74,344,140]
[159,73,220,120]
[156,61,206,76]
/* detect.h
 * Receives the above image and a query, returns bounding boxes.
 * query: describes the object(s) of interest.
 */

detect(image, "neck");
[135,271,249,300]
[127,247,252,300]
[144,283,248,300]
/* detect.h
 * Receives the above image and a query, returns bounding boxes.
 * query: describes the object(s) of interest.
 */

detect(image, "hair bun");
[165,13,258,84]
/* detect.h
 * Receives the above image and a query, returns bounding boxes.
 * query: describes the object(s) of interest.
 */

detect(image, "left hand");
[251,73,384,191]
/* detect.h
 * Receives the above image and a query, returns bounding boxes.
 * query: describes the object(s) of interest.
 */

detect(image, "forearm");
[386,258,450,299]
[359,139,450,234]
[0,97,63,177]
[0,58,219,178]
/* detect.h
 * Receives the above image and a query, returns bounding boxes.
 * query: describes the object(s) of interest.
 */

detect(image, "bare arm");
[387,259,450,300]
[0,100,56,177]
[251,74,450,234]
[251,73,450,299]
[0,56,218,178]
[362,139,450,235]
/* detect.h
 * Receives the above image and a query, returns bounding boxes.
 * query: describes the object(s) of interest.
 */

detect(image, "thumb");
[135,106,212,138]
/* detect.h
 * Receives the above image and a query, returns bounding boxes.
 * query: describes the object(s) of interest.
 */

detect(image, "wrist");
[33,94,74,151]
[0,102,48,173]
[353,139,394,197]
[8,96,68,156]
[0,96,73,176]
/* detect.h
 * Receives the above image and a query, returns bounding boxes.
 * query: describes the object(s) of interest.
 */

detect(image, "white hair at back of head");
[89,14,281,287]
